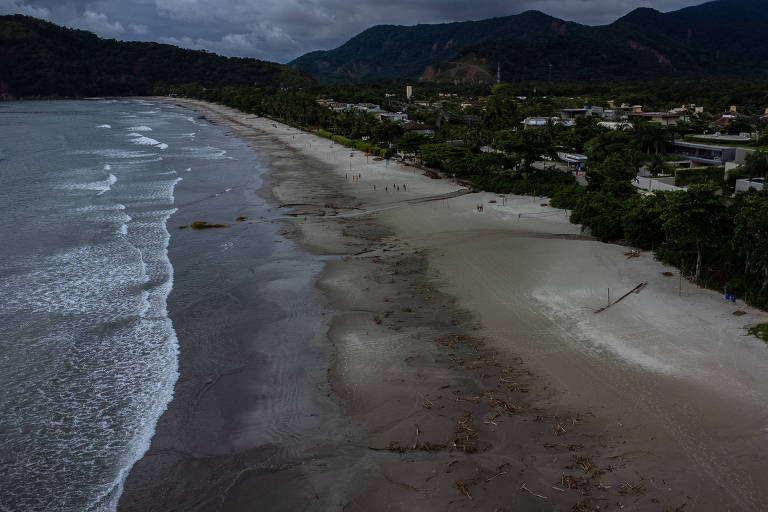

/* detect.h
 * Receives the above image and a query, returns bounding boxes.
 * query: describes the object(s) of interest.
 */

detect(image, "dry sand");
[124,98,768,511]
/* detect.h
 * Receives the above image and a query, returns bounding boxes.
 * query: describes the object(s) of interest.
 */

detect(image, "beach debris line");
[520,482,548,500]
[455,480,473,499]
[594,282,647,314]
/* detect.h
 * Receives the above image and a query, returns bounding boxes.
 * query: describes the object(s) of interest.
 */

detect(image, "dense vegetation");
[290,0,768,83]
[0,15,312,98]
[290,10,581,82]
[436,0,768,84]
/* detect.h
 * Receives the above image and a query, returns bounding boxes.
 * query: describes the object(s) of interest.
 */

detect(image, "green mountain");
[290,0,768,83]
[0,15,312,98]
[289,10,585,82]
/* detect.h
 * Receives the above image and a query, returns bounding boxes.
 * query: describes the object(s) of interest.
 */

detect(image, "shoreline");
[122,98,768,510]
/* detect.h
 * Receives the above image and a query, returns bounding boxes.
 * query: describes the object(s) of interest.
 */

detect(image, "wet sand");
[121,98,768,511]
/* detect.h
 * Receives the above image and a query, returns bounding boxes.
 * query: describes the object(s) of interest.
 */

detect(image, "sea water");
[0,99,237,511]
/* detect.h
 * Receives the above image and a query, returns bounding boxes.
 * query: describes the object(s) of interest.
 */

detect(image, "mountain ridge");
[290,0,768,83]
[0,15,312,98]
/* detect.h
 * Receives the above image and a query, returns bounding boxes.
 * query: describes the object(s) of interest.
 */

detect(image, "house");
[560,108,590,120]
[403,123,435,136]
[557,152,588,170]
[521,117,562,129]
[671,141,737,165]
[330,102,352,111]
[355,103,382,113]
[714,114,735,128]
[598,121,633,130]
[560,106,605,121]
[628,111,683,125]
[379,112,408,122]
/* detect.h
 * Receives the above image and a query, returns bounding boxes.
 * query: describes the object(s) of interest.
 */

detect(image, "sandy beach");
[121,98,768,511]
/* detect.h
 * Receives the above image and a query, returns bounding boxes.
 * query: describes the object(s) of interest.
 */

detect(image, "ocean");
[0,99,264,511]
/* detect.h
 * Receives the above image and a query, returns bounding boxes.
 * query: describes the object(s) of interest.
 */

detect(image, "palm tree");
[647,153,671,177]
[634,121,672,155]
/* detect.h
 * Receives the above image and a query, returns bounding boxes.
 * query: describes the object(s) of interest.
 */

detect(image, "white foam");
[96,124,111,129]
[60,173,117,196]
[0,99,188,512]
[225,187,232,192]
[74,149,157,159]
[100,174,117,195]
[128,126,152,132]
[75,204,126,213]
[128,134,168,151]
[180,146,230,160]
[185,167,192,172]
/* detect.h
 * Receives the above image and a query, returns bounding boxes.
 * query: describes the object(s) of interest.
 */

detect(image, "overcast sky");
[0,0,707,63]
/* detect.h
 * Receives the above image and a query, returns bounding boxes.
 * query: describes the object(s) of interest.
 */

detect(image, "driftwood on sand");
[594,282,647,314]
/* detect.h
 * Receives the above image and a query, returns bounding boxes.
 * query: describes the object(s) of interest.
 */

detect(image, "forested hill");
[0,15,312,98]
[290,0,768,83]
[289,10,584,83]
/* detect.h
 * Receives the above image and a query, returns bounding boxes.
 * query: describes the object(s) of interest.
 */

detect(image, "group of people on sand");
[345,173,409,193]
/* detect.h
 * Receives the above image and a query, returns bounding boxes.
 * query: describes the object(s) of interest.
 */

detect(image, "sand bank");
[123,98,768,511]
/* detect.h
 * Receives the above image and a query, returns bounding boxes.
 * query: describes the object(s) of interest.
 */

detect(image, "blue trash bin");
[731,295,736,303]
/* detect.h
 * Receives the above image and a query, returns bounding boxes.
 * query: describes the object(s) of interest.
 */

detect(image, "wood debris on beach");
[594,282,647,313]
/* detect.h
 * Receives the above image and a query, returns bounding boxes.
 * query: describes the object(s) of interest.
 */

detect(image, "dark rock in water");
[179,221,229,229]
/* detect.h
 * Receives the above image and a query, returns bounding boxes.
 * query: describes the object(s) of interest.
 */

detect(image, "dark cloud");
[0,0,705,62]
